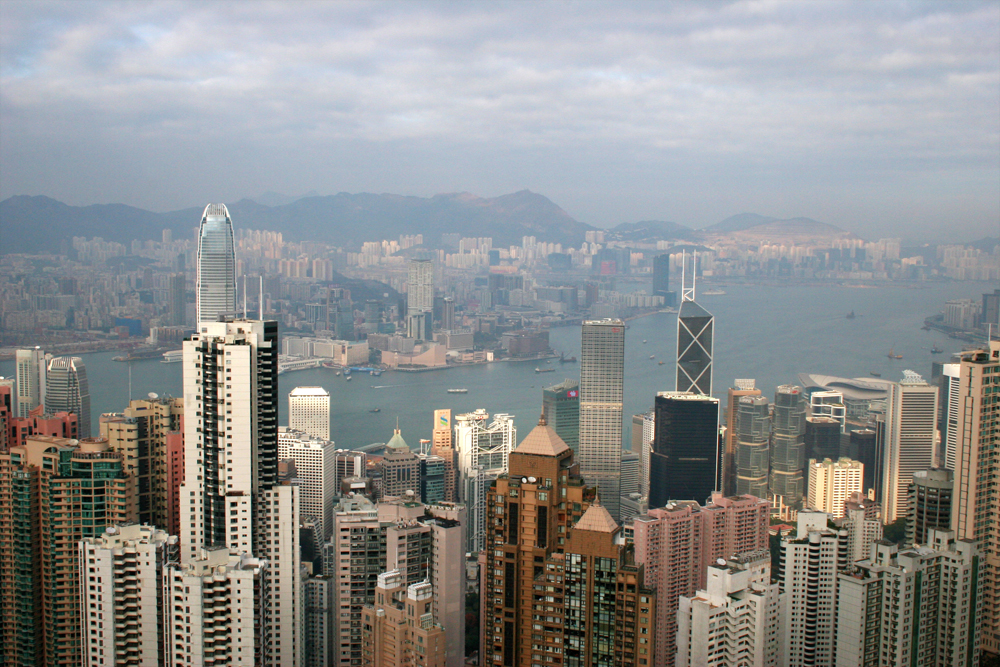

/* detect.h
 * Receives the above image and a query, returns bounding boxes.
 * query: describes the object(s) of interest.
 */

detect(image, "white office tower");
[196,203,236,324]
[806,457,863,518]
[881,370,938,523]
[950,340,1000,654]
[778,511,849,667]
[676,551,780,667]
[15,347,46,417]
[809,390,846,432]
[180,319,300,666]
[579,319,625,519]
[289,386,331,440]
[453,409,515,553]
[842,496,883,563]
[44,355,91,437]
[303,575,336,667]
[407,258,434,315]
[79,525,178,667]
[163,549,269,666]
[941,362,961,469]
[279,426,337,541]
[836,530,982,667]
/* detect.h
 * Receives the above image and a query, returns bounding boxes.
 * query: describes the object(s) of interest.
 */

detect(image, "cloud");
[1,0,997,241]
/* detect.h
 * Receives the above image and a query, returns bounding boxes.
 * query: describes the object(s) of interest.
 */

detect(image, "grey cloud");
[1,0,997,242]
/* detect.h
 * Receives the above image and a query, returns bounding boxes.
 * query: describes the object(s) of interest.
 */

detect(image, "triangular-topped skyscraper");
[676,250,714,396]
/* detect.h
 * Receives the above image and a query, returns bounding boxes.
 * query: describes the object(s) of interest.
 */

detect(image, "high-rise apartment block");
[842,495,884,563]
[906,467,953,547]
[541,378,580,455]
[45,355,91,437]
[579,318,625,519]
[735,393,770,498]
[289,385,331,440]
[196,203,237,324]
[676,551,780,667]
[949,339,1000,653]
[836,530,982,667]
[454,409,515,553]
[769,385,806,510]
[725,379,761,496]
[304,575,337,667]
[169,271,187,326]
[362,573,447,667]
[407,258,434,314]
[482,417,657,667]
[881,370,938,523]
[632,493,770,666]
[806,457,863,518]
[100,396,184,529]
[79,524,178,667]
[279,426,337,541]
[14,347,46,418]
[649,391,720,508]
[180,318,300,665]
[778,511,849,667]
[163,548,270,665]
[0,436,133,667]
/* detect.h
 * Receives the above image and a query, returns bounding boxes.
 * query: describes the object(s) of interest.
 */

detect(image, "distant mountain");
[0,190,596,253]
[609,219,699,241]
[251,190,320,207]
[969,237,999,253]
[704,213,856,241]
[704,213,778,233]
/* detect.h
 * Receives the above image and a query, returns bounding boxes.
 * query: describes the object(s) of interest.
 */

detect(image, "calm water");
[1,282,988,450]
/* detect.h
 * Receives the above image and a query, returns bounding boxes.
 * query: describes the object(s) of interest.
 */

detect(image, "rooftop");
[513,415,570,457]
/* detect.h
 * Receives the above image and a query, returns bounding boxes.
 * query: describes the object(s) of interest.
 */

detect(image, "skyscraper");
[180,318,300,665]
[195,203,236,324]
[836,530,982,667]
[949,339,1000,654]
[676,253,714,396]
[649,391,720,507]
[735,394,770,498]
[906,467,953,547]
[632,493,770,666]
[541,378,580,454]
[430,408,458,502]
[804,415,841,462]
[15,347,46,418]
[454,409,516,553]
[881,370,938,524]
[579,318,625,519]
[407,258,434,314]
[806,457,863,518]
[289,385,331,440]
[279,427,337,541]
[361,573,447,667]
[652,252,677,306]
[0,436,133,667]
[169,272,187,326]
[481,416,656,667]
[724,379,761,496]
[45,355,91,437]
[769,384,807,510]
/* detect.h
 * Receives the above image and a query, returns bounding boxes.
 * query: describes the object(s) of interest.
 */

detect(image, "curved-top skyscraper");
[196,203,236,324]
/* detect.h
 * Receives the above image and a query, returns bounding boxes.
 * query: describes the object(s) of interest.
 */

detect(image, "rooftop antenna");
[259,276,264,320]
[243,275,247,319]
[681,250,695,303]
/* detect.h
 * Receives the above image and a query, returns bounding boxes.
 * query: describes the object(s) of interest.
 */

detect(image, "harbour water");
[1,281,989,451]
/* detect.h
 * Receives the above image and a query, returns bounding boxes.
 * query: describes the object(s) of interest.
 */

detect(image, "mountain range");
[0,191,857,254]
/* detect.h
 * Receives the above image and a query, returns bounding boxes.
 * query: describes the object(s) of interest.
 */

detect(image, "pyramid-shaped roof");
[513,415,570,457]
[386,427,409,452]
[573,499,619,534]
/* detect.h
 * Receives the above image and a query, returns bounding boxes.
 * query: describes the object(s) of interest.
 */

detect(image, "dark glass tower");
[804,416,842,463]
[846,427,878,495]
[649,391,720,507]
[676,300,714,396]
[542,379,580,455]
[735,395,770,498]
[652,253,677,307]
[769,385,806,507]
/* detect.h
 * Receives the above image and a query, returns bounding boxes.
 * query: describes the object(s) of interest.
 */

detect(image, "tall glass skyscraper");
[676,299,714,396]
[735,395,770,498]
[196,203,236,324]
[579,319,625,519]
[542,378,580,455]
[45,356,91,437]
[769,385,806,508]
[649,391,720,507]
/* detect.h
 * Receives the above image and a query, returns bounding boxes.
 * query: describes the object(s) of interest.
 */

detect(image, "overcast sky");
[1,1,997,241]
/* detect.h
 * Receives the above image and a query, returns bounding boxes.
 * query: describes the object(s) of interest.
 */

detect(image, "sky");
[1,1,998,242]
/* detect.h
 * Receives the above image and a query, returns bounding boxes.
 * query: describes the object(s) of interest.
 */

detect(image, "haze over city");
[2,0,998,243]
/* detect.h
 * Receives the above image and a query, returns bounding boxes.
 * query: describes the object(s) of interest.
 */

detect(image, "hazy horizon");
[2,1,998,243]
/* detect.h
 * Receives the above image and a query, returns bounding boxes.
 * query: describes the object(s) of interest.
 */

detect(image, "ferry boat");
[887,348,903,359]
[930,345,943,354]
[702,288,726,296]
[535,367,555,373]
[369,408,381,413]
[447,388,468,394]
[161,350,183,363]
